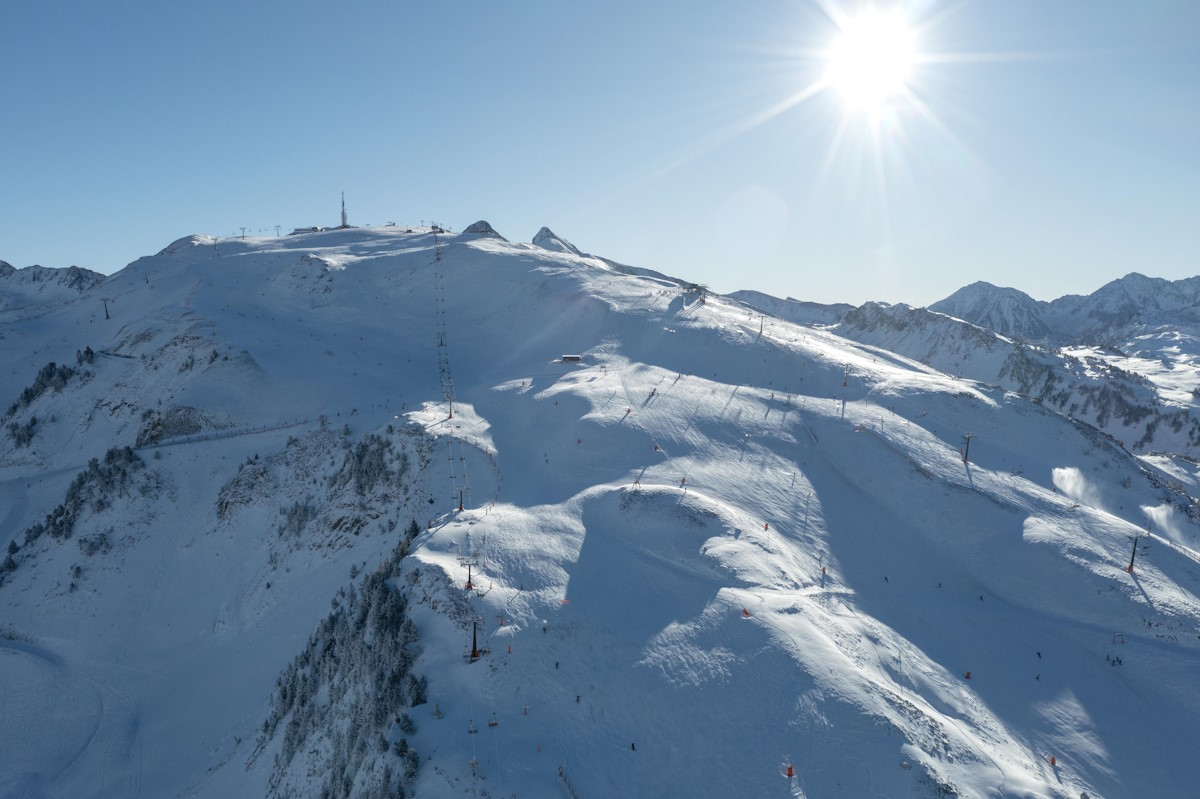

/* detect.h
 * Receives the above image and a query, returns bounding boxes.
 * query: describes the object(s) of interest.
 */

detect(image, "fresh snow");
[2,227,1200,798]
[0,261,105,318]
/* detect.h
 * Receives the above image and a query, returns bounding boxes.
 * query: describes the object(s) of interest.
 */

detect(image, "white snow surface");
[834,302,1200,458]
[531,226,583,256]
[0,261,105,317]
[2,228,1200,798]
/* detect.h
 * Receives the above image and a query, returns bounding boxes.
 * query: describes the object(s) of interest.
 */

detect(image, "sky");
[1,0,1197,307]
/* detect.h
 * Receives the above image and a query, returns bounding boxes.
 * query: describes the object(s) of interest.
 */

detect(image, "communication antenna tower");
[340,192,349,228]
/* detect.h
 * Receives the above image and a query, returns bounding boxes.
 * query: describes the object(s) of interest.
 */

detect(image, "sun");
[826,9,917,113]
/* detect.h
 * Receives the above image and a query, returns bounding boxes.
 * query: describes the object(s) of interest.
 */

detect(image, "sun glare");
[826,10,916,112]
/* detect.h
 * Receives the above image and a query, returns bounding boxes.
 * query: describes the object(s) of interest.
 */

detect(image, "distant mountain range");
[725,272,1200,348]
[0,259,105,314]
[725,273,1200,456]
[930,273,1200,345]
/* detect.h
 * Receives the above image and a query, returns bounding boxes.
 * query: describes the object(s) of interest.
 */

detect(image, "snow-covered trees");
[22,447,144,545]
[7,415,38,448]
[260,521,426,799]
[329,433,408,497]
[1,356,86,446]
[1,447,145,586]
[278,499,319,538]
[4,360,75,418]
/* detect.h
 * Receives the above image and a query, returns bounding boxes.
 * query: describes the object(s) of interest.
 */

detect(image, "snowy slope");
[930,276,1200,418]
[3,228,1200,799]
[0,260,105,318]
[836,301,1016,377]
[728,289,854,327]
[532,227,583,257]
[834,302,1200,459]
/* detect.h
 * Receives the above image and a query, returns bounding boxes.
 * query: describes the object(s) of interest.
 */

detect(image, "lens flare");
[827,10,916,112]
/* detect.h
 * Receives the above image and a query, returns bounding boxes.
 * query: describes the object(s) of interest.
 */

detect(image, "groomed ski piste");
[2,225,1199,798]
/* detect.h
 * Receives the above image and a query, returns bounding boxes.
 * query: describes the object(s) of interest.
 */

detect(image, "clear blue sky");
[2,1,1197,306]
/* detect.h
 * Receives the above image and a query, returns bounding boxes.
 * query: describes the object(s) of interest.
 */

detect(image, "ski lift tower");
[463,616,489,662]
[458,552,479,591]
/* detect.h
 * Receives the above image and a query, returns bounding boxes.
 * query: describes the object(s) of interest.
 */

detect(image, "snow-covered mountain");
[834,302,1200,458]
[929,282,1051,342]
[531,226,583,256]
[931,273,1200,346]
[0,260,105,315]
[1047,274,1200,344]
[727,289,854,327]
[868,275,1200,460]
[4,229,1200,799]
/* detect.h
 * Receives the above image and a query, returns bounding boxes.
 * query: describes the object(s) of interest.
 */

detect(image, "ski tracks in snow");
[0,637,143,798]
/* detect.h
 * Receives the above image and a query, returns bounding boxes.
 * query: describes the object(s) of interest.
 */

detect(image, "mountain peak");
[929,281,1049,341]
[461,220,507,240]
[0,261,106,312]
[532,226,583,256]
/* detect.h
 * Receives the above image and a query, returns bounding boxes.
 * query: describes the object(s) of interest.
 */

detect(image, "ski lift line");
[854,383,1160,547]
[431,246,470,511]
[491,715,504,796]
[853,380,1005,482]
[465,641,480,795]
[838,391,981,479]
[456,436,474,509]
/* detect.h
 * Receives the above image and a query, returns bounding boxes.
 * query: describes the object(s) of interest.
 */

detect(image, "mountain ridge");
[931,272,1200,344]
[3,228,1200,798]
[0,261,106,314]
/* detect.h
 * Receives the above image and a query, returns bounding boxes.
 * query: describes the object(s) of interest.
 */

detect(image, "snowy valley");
[2,227,1200,799]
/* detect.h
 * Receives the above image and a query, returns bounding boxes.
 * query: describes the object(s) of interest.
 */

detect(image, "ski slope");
[2,227,1200,798]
